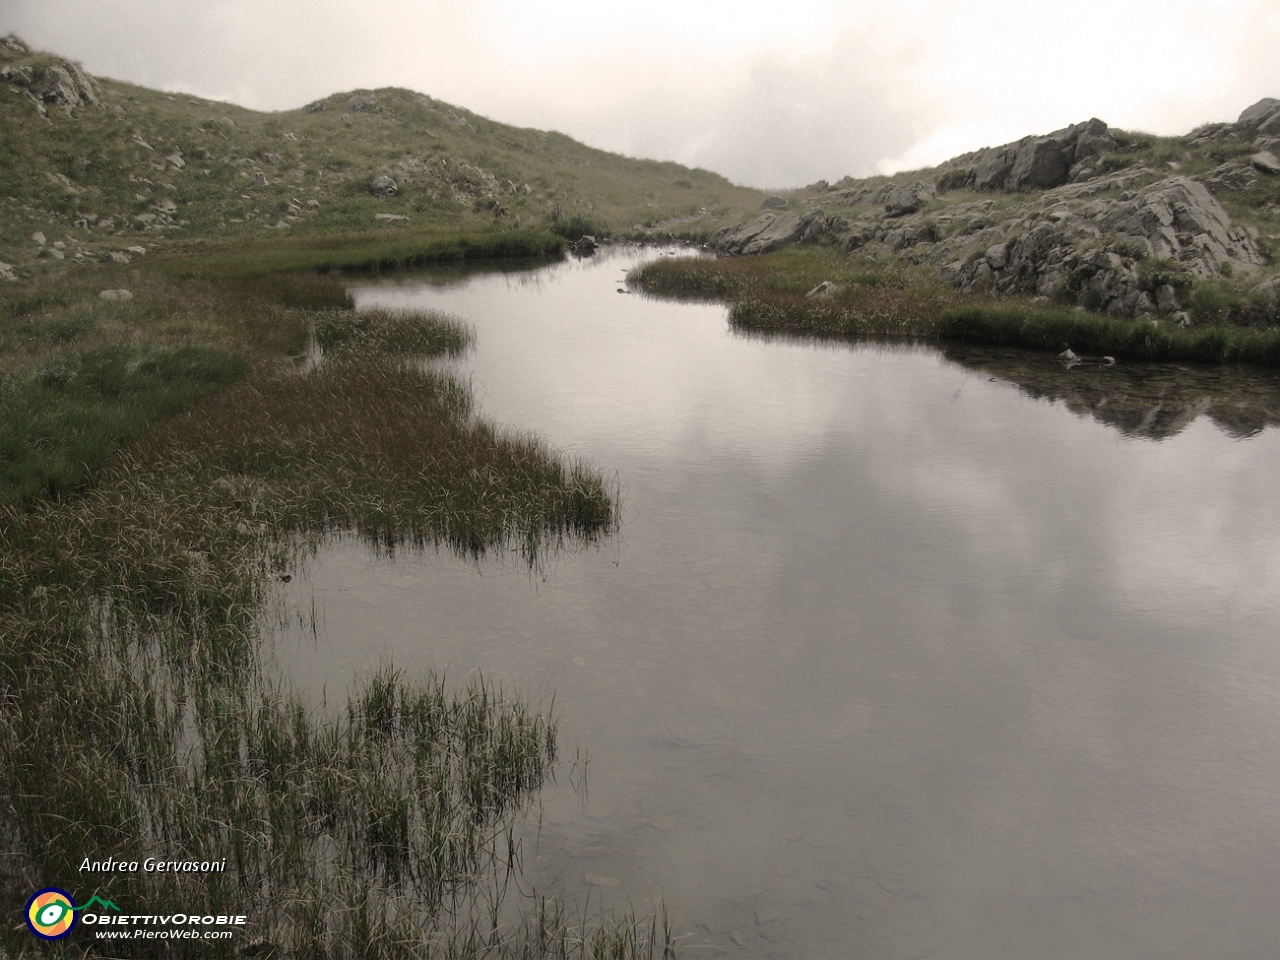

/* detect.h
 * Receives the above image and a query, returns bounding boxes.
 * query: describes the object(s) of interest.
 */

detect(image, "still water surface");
[276,247,1280,958]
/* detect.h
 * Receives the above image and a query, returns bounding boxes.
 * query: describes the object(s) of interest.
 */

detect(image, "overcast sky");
[4,0,1279,188]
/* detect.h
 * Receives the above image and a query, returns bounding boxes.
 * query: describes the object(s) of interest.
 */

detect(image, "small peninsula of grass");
[631,248,1280,367]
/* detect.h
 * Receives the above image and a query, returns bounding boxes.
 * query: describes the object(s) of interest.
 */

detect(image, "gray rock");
[261,152,283,166]
[126,245,147,255]
[0,261,17,282]
[926,174,1259,317]
[165,152,185,170]
[0,34,30,54]
[34,62,98,110]
[102,251,131,264]
[1239,97,1280,132]
[938,118,1115,192]
[374,213,409,222]
[885,180,935,217]
[0,64,34,85]
[1250,150,1280,175]
[31,231,45,246]
[797,208,846,242]
[370,175,398,197]
[41,248,65,260]
[805,280,841,299]
[99,289,133,301]
[1239,98,1280,125]
[1008,137,1070,188]
[1154,284,1181,313]
[1253,276,1280,299]
[712,214,803,255]
[761,196,788,210]
[253,172,268,186]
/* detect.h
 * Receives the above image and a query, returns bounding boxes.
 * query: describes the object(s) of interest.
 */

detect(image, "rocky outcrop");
[712,213,802,254]
[1238,97,1280,136]
[0,57,99,112]
[938,119,1115,192]
[712,102,1280,321]
[929,174,1262,316]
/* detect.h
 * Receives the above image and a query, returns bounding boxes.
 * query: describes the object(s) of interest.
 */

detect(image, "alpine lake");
[268,245,1280,959]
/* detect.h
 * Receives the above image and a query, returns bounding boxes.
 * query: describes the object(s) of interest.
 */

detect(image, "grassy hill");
[0,35,763,279]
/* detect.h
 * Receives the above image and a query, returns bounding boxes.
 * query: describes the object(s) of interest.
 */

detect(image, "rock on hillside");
[936,118,1117,191]
[714,100,1280,322]
[0,35,98,114]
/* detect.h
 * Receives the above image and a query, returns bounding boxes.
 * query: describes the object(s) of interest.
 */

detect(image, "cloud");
[485,27,941,188]
[2,0,1278,187]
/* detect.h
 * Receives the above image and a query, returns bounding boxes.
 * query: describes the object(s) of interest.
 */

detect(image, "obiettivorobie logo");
[25,889,120,941]
[24,887,247,942]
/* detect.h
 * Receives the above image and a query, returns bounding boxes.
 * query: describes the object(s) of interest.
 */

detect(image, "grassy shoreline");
[0,232,678,958]
[630,248,1280,368]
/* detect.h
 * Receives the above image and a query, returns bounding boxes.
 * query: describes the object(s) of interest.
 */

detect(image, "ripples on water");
[271,247,1280,959]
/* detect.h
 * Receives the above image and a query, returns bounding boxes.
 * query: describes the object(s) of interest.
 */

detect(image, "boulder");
[34,63,98,110]
[370,175,398,197]
[1009,137,1071,188]
[99,289,133,301]
[0,34,30,54]
[761,196,788,210]
[984,242,1009,270]
[1238,98,1280,135]
[712,213,803,255]
[805,281,841,299]
[884,180,935,217]
[1251,150,1280,175]
[0,262,17,282]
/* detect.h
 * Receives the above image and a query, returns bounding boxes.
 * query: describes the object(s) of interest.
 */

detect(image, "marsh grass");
[633,250,1280,368]
[0,343,248,503]
[0,236,637,955]
[315,308,473,357]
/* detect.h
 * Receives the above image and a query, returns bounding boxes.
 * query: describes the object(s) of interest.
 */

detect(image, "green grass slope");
[0,35,764,279]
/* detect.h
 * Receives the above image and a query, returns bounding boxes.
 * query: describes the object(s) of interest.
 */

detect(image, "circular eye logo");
[25,888,78,940]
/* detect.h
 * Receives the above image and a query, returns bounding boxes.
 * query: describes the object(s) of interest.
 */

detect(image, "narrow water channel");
[273,246,1280,959]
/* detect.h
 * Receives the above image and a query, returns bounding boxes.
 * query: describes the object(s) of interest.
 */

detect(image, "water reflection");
[273,247,1280,959]
[944,346,1280,440]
